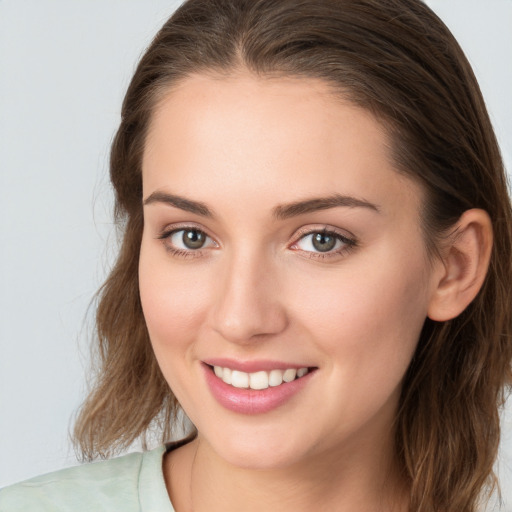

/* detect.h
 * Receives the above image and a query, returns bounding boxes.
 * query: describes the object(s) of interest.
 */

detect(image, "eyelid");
[289,225,358,259]
[291,224,356,242]
[156,222,219,256]
[157,222,217,242]
[155,222,357,260]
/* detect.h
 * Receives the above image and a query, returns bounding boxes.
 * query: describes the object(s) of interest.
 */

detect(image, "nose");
[210,249,288,344]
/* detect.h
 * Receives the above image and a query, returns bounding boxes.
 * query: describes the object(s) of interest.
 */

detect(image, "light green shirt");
[0,445,175,511]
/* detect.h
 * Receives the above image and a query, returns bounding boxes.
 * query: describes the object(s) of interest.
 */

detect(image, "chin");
[200,421,315,471]
[219,444,301,471]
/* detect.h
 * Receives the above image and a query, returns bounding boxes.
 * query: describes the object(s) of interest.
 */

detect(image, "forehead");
[142,72,422,221]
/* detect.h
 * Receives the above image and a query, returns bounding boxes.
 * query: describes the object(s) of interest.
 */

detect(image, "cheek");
[138,247,210,353]
[287,259,429,436]
[138,246,216,407]
[290,251,430,376]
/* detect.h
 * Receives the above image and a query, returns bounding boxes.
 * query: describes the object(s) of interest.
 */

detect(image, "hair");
[73,0,512,510]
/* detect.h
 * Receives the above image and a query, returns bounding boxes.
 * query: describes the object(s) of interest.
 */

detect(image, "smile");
[213,365,310,390]
[203,362,316,414]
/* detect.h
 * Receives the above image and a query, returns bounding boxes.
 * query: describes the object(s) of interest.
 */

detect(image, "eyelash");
[157,225,216,260]
[290,227,357,260]
[156,225,357,260]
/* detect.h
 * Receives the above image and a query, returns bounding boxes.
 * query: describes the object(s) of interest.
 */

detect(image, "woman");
[1,0,511,511]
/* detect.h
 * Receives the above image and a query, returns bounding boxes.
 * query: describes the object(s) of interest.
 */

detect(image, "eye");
[172,229,208,249]
[158,227,217,254]
[292,229,356,257]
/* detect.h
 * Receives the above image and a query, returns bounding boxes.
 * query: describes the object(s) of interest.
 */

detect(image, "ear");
[427,209,493,322]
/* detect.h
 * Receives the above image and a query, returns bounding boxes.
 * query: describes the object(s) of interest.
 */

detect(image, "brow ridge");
[143,191,213,217]
[272,194,380,220]
[143,191,379,219]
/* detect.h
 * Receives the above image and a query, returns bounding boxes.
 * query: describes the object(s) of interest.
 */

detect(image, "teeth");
[213,366,309,390]
[283,369,297,382]
[250,371,269,390]
[222,367,232,385]
[268,369,283,387]
[231,370,249,389]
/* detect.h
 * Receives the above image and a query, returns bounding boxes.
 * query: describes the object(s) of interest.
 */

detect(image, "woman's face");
[139,73,442,470]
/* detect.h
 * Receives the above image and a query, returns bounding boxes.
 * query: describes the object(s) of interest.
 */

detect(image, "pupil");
[183,230,205,249]
[312,232,336,252]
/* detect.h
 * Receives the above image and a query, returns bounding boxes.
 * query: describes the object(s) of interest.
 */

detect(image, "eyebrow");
[143,191,213,217]
[272,194,380,220]
[143,191,380,219]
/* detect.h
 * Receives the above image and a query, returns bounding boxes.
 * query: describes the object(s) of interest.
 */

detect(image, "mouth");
[209,364,313,390]
[202,361,318,414]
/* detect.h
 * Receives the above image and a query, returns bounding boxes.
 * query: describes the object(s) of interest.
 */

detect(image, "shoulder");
[0,446,169,512]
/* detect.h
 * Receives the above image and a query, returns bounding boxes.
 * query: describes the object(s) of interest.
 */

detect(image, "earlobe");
[427,209,493,322]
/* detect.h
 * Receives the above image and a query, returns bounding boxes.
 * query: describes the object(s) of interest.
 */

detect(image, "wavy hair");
[73,1,512,510]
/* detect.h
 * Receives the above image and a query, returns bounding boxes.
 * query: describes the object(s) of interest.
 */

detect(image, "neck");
[165,427,409,512]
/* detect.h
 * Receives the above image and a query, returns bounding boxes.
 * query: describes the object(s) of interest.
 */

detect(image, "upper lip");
[203,358,315,373]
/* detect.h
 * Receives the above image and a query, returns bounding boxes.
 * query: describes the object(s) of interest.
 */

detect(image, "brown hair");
[73,1,512,510]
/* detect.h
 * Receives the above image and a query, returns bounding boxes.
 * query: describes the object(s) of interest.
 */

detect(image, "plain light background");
[1,0,511,507]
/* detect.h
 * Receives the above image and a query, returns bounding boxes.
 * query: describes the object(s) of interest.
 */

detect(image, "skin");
[138,72,489,512]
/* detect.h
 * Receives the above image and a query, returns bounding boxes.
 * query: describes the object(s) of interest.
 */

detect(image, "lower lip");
[202,364,315,415]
